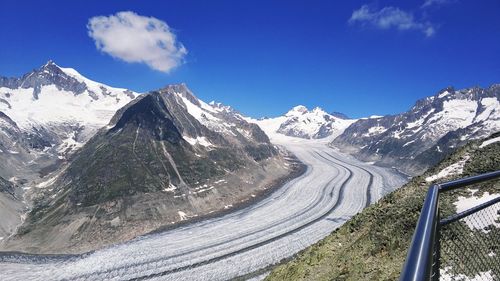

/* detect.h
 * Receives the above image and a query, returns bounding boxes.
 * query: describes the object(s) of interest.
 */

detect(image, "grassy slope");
[266,133,500,281]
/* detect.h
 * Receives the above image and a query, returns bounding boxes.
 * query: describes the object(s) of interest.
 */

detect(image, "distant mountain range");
[332,85,500,175]
[254,105,356,140]
[0,61,498,253]
[253,85,499,176]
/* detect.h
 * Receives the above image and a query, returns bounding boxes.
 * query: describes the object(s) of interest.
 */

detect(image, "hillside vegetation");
[266,133,500,281]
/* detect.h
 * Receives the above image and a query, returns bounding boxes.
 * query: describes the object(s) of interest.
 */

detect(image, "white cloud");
[349,5,435,37]
[88,11,187,73]
[422,0,455,8]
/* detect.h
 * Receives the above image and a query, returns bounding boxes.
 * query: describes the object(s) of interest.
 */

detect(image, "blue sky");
[0,0,499,118]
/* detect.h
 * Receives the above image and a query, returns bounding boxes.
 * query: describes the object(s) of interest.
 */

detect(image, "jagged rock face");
[0,176,15,196]
[39,86,278,207]
[0,60,87,99]
[0,175,24,239]
[274,106,355,139]
[65,93,190,207]
[0,112,35,181]
[158,85,272,144]
[0,61,138,182]
[332,85,500,175]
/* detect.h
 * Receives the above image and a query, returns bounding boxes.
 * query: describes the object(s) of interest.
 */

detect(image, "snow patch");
[163,183,177,192]
[454,192,500,232]
[194,184,215,194]
[183,136,212,147]
[363,126,387,137]
[59,66,135,96]
[179,95,218,123]
[440,267,494,281]
[392,129,404,139]
[427,99,478,133]
[57,130,84,154]
[475,97,499,122]
[36,173,61,188]
[438,90,450,99]
[425,155,470,182]
[479,136,500,148]
[178,211,188,221]
[110,217,120,227]
[360,115,383,120]
[0,84,136,131]
[402,139,416,147]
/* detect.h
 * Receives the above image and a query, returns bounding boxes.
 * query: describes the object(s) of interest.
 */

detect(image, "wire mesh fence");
[439,202,500,281]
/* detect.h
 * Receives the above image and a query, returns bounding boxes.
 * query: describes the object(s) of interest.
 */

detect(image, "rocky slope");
[0,84,295,254]
[332,85,500,175]
[256,105,355,139]
[0,177,25,240]
[0,112,33,182]
[266,132,500,281]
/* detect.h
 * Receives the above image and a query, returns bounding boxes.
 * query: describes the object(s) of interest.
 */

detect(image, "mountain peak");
[39,60,63,73]
[286,105,308,116]
[160,83,201,107]
[0,62,138,134]
[286,105,330,117]
[311,106,327,115]
[37,60,57,70]
[160,83,190,94]
[44,59,56,66]
[435,87,455,99]
[273,105,356,139]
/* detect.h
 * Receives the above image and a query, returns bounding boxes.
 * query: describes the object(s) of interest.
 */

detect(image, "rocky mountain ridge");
[332,85,500,175]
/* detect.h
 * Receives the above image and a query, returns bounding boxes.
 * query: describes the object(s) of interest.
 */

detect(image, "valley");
[0,136,406,281]
[2,4,499,280]
[0,63,497,281]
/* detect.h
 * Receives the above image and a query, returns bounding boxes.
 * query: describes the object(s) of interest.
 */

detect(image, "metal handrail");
[440,196,500,226]
[399,185,440,281]
[439,170,500,192]
[399,170,500,281]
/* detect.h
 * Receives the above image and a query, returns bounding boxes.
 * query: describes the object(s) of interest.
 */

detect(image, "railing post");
[400,185,440,281]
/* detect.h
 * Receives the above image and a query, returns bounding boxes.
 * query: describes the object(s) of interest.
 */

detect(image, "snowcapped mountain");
[158,84,273,148]
[4,84,296,253]
[332,85,500,175]
[254,105,356,140]
[0,61,138,181]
